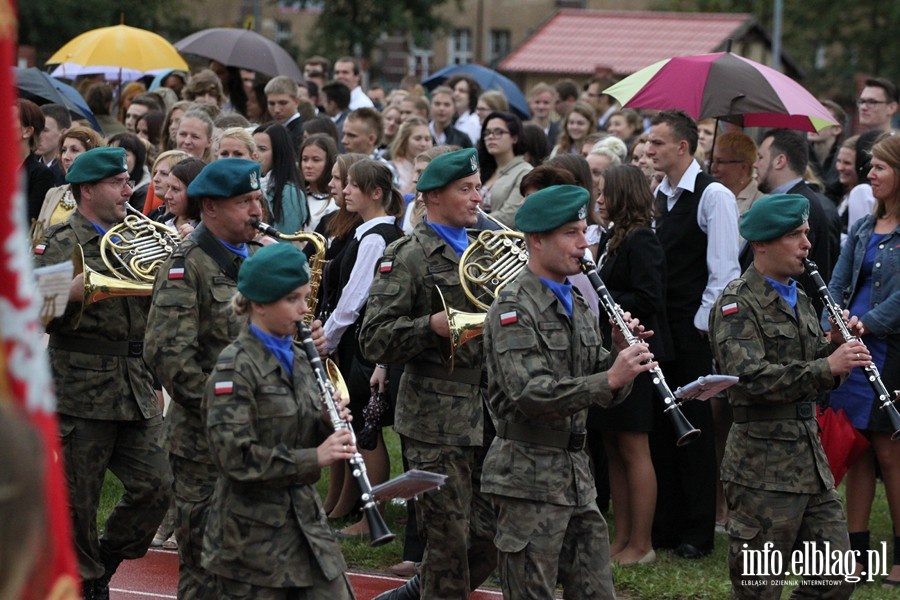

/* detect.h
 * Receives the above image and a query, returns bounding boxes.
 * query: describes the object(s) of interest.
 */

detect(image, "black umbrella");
[14,67,101,132]
[175,28,304,82]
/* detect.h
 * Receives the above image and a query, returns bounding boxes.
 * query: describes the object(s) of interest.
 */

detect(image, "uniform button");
[875,281,881,287]
[875,262,881,268]
[879,244,885,249]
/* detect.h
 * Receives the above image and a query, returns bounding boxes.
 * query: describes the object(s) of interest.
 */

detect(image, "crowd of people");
[17,52,900,599]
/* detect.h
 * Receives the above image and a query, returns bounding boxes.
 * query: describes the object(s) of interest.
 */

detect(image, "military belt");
[404,361,482,386]
[495,419,587,452]
[49,334,144,357]
[732,402,814,423]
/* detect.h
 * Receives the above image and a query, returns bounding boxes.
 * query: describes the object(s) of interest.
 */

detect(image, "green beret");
[66,147,128,184]
[237,243,311,303]
[740,194,810,242]
[417,148,479,192]
[187,158,261,200]
[515,185,589,233]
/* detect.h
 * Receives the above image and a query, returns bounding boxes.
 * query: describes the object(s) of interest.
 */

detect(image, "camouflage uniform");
[482,267,627,600]
[202,326,355,599]
[709,265,852,599]
[144,223,253,600]
[359,223,497,600]
[35,211,171,583]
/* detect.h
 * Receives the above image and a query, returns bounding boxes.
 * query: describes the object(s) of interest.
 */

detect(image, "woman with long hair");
[825,132,900,584]
[389,116,433,195]
[593,164,670,566]
[300,134,339,233]
[317,159,404,537]
[160,100,192,152]
[162,158,206,239]
[253,123,309,234]
[379,105,403,157]
[175,109,214,162]
[144,150,191,219]
[32,126,105,244]
[477,111,533,228]
[551,100,597,158]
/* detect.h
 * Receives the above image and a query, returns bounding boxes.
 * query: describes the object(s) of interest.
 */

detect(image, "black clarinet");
[803,259,900,440]
[580,258,701,446]
[296,324,396,546]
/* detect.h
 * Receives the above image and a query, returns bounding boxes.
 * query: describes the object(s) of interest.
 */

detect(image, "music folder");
[372,469,447,502]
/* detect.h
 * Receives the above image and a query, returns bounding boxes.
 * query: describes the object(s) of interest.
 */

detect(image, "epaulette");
[377,236,411,275]
[722,278,746,296]
[215,343,239,370]
[497,290,516,304]
[383,235,411,258]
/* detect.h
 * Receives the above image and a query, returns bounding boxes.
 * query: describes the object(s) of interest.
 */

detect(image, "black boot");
[372,574,421,600]
[91,557,121,600]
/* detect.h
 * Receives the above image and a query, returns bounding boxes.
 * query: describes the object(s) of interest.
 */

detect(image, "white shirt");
[656,160,741,332]
[455,111,482,146]
[349,86,374,110]
[323,215,395,355]
[847,183,876,231]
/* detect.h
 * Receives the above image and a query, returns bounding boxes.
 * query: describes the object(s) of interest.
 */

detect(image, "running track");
[112,548,504,599]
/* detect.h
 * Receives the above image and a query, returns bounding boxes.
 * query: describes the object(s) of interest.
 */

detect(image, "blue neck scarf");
[765,277,798,314]
[539,277,573,317]
[89,221,108,236]
[249,323,294,377]
[219,238,249,259]
[426,220,469,257]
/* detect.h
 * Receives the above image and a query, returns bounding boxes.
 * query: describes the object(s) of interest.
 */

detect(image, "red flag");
[0,3,80,598]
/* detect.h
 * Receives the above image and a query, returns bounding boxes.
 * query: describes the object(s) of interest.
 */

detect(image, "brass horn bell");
[71,245,152,328]
[435,286,485,372]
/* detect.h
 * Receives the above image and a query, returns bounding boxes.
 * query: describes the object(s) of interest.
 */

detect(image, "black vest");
[654,172,714,321]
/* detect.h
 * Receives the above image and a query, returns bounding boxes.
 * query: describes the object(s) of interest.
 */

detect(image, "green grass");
[100,432,897,599]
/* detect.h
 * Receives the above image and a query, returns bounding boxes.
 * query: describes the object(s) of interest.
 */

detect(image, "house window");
[448,28,472,65]
[489,29,511,65]
[275,20,292,45]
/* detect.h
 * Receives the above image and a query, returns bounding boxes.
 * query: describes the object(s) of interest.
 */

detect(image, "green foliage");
[310,0,457,59]
[19,0,196,65]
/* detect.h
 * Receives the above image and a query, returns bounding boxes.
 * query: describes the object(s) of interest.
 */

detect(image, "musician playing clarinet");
[482,185,654,600]
[202,243,355,599]
[709,194,865,599]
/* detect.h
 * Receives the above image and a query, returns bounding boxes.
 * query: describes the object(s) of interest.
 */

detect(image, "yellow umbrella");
[47,24,188,73]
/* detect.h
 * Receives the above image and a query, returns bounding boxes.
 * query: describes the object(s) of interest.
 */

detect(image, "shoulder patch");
[167,259,187,281]
[34,243,46,255]
[213,380,234,395]
[720,302,739,316]
[499,310,518,326]
[378,259,393,274]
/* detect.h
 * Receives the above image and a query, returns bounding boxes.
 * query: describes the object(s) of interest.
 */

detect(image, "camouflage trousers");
[58,413,171,581]
[215,570,355,599]
[724,482,853,600]
[403,437,497,600]
[491,496,615,600]
[170,455,218,600]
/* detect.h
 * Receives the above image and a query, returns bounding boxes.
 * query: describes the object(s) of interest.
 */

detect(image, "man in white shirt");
[644,109,740,560]
[334,57,375,111]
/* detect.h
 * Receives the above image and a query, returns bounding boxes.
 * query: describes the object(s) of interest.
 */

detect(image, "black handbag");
[357,389,390,451]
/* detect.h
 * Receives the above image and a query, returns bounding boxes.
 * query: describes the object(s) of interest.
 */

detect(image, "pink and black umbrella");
[603,51,837,133]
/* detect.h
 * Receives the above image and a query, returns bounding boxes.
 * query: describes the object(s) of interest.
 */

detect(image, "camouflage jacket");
[144,224,252,462]
[359,222,485,447]
[35,210,157,421]
[481,267,627,506]
[709,265,838,493]
[201,326,345,587]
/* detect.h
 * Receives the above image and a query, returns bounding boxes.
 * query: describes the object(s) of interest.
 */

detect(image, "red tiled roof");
[499,9,754,76]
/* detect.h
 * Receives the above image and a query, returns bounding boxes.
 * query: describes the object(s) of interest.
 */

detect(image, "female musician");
[316,159,403,536]
[300,134,339,234]
[32,125,104,245]
[825,133,900,584]
[593,164,671,566]
[203,242,355,599]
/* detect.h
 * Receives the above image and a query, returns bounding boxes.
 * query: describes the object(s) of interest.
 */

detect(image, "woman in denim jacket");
[823,132,900,585]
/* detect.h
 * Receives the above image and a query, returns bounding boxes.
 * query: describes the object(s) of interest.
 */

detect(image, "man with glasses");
[857,77,898,134]
[34,147,172,600]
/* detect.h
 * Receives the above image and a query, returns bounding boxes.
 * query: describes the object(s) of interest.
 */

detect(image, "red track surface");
[111,549,504,599]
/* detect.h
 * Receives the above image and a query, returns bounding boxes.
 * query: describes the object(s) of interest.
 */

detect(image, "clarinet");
[580,258,701,446]
[803,258,900,439]
[296,324,396,546]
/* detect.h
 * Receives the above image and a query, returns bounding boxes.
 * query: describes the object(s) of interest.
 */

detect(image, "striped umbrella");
[603,52,837,133]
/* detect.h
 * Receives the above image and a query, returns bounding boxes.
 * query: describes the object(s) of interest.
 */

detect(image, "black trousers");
[649,318,717,552]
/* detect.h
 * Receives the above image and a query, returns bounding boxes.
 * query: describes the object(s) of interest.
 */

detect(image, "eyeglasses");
[483,129,510,139]
[710,159,743,166]
[857,98,887,107]
[100,179,135,190]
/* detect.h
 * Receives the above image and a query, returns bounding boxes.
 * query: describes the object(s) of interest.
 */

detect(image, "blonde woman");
[389,117,433,195]
[551,100,597,158]
[215,127,257,160]
[144,150,191,217]
[175,109,214,162]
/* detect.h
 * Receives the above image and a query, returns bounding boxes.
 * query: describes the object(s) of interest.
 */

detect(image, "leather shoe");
[387,560,417,577]
[372,574,421,600]
[675,542,710,559]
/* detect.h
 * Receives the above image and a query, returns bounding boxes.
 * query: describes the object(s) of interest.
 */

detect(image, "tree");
[310,0,458,60]
[19,0,195,65]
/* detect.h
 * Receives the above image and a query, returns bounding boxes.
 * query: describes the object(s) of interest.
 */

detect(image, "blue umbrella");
[423,64,530,120]
[14,67,102,132]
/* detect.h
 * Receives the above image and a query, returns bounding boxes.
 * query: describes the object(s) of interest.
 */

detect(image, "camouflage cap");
[740,193,810,242]
[188,158,261,200]
[515,185,589,233]
[66,147,128,184]
[416,148,479,192]
[237,243,310,303]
